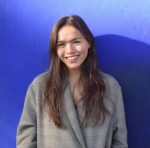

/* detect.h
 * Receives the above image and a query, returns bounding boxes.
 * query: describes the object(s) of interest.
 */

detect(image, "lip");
[65,55,79,60]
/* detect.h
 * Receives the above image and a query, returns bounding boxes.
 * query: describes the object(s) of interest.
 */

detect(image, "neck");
[69,69,81,86]
[68,69,83,103]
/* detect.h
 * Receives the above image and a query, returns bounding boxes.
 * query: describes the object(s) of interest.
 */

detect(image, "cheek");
[81,47,88,56]
[57,50,63,59]
[79,43,90,55]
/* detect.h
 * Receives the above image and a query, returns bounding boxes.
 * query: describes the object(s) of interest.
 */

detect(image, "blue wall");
[0,0,150,147]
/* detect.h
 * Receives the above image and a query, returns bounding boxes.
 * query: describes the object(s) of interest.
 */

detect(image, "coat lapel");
[64,85,86,148]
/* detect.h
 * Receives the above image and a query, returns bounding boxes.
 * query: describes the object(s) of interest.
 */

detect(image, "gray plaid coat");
[17,72,128,148]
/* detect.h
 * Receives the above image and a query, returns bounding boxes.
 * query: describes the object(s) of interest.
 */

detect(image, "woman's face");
[57,25,90,72]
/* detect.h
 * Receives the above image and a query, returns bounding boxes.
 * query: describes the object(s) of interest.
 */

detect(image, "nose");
[66,43,75,53]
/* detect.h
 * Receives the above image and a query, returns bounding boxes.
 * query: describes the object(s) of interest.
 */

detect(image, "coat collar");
[64,85,86,148]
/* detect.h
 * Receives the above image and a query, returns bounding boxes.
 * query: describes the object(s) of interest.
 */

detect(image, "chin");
[66,65,81,71]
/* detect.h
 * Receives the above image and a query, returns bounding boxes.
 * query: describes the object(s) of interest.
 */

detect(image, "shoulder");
[29,71,48,91]
[100,71,122,103]
[31,71,48,84]
[24,71,49,103]
[101,71,121,89]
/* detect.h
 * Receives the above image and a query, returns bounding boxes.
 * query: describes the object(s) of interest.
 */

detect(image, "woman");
[17,15,128,148]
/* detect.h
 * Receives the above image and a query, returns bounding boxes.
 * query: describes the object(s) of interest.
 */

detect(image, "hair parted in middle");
[44,15,110,128]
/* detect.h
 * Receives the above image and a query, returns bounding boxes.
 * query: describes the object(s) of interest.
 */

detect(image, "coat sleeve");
[112,86,128,148]
[17,85,37,148]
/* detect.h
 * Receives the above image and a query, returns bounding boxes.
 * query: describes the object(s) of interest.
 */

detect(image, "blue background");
[0,0,150,147]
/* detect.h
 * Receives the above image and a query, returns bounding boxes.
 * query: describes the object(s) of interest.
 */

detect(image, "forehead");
[57,25,83,41]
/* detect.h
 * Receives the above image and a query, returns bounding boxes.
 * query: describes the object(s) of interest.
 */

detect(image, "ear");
[88,42,91,49]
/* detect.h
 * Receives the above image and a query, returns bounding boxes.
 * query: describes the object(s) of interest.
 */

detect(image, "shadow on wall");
[95,35,150,148]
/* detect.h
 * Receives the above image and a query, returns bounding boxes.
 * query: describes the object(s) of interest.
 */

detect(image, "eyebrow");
[57,37,82,44]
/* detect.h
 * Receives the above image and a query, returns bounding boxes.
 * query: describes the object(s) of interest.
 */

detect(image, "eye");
[57,43,65,48]
[73,40,80,44]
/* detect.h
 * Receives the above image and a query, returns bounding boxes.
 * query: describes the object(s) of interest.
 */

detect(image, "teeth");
[67,55,78,60]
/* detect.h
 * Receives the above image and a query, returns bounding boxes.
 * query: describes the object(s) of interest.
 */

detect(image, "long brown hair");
[44,15,109,128]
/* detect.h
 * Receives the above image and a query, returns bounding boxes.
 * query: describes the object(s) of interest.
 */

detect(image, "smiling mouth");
[65,55,79,60]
